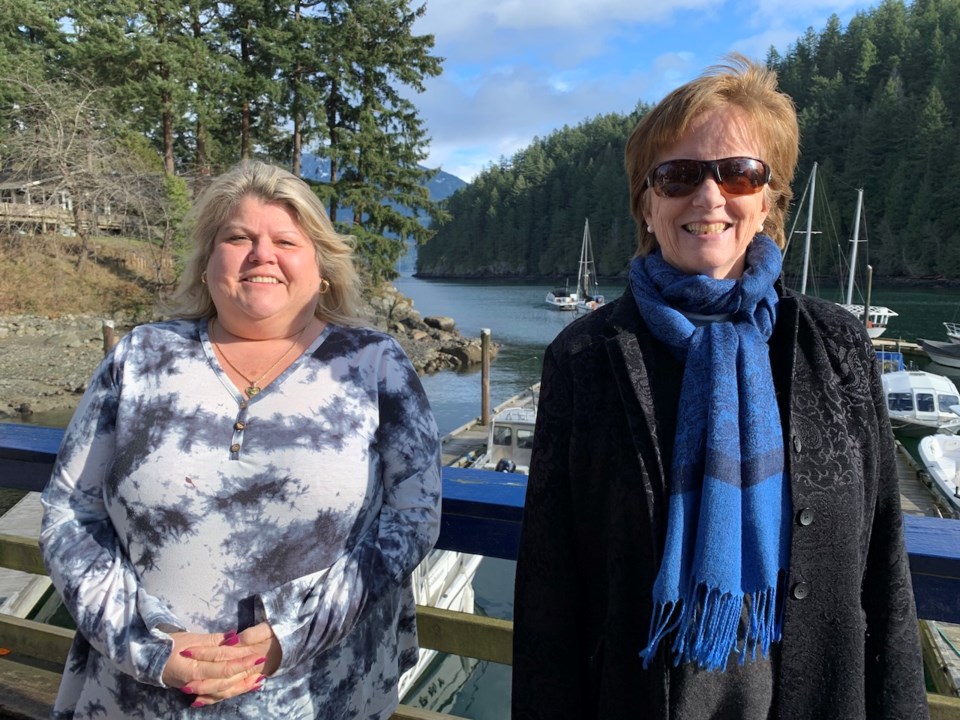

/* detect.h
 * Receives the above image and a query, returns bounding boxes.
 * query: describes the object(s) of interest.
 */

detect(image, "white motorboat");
[447,384,539,475]
[839,303,898,338]
[545,284,578,310]
[916,434,960,515]
[943,321,960,343]
[467,404,537,474]
[919,338,960,369]
[399,548,483,701]
[881,360,960,437]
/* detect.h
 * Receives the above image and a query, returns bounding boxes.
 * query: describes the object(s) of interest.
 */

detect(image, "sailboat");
[545,218,605,312]
[836,187,897,338]
[575,219,604,312]
[789,163,896,338]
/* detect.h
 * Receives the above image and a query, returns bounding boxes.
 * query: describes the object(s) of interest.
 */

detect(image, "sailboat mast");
[845,188,864,306]
[579,219,591,297]
[800,162,817,295]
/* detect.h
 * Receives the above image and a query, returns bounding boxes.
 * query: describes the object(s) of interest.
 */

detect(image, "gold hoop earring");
[318,277,331,295]
[201,271,207,285]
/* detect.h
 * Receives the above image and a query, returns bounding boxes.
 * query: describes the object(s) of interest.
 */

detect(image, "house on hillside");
[0,173,126,237]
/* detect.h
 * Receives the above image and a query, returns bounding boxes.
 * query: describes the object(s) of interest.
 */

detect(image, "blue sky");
[411,0,878,181]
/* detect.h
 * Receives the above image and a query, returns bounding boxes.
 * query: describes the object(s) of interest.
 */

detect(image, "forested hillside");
[416,112,643,277]
[418,0,960,281]
[2,1,443,285]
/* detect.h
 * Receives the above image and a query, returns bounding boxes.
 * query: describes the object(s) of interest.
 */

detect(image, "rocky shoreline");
[0,284,493,424]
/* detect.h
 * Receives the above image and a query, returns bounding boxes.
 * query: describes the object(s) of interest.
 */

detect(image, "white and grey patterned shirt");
[40,319,442,719]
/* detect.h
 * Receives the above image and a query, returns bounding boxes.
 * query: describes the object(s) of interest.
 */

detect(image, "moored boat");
[546,219,605,312]
[545,285,578,310]
[839,303,898,338]
[400,549,483,700]
[574,219,605,312]
[919,338,960,369]
[917,434,960,516]
[837,189,896,337]
[944,321,960,343]
[468,404,537,474]
[881,358,960,436]
[786,165,896,337]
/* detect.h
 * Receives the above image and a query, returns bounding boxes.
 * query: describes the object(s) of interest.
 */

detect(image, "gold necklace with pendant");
[212,319,308,398]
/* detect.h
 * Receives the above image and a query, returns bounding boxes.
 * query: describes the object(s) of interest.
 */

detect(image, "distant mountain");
[300,153,467,206]
[424,170,468,202]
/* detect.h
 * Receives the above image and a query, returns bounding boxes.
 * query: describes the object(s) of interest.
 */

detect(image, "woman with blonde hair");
[41,160,441,719]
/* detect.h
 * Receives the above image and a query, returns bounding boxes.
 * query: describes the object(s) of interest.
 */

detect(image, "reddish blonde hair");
[625,54,799,255]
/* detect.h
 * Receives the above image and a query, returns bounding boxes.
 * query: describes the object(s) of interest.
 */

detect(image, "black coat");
[512,288,929,719]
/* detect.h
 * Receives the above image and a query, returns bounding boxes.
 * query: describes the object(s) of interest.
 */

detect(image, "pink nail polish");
[179,650,193,658]
[181,686,193,694]
[257,675,267,683]
[224,628,238,638]
[191,700,204,707]
[254,657,266,665]
[223,635,239,646]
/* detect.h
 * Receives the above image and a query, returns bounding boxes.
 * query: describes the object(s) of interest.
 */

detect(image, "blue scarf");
[630,235,791,671]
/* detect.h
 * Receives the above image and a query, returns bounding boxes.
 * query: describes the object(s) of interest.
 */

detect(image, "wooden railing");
[1,423,960,719]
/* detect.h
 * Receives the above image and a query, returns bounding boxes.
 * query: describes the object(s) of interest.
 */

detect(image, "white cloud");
[412,0,878,180]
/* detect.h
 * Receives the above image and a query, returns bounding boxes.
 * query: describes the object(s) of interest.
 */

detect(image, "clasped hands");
[162,622,282,707]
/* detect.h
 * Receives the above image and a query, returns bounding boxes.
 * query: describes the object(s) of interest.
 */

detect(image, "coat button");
[797,508,815,526]
[234,421,246,430]
[791,581,810,600]
[230,443,241,453]
[792,435,802,453]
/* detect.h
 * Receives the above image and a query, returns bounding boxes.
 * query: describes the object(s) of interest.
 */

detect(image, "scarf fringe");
[639,582,783,671]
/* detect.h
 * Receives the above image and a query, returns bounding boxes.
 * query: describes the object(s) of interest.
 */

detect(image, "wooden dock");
[896,441,960,699]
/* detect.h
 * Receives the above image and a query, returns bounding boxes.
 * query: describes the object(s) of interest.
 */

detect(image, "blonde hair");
[170,161,363,326]
[625,54,799,255]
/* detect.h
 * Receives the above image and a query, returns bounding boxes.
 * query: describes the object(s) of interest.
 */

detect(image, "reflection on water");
[21,408,77,429]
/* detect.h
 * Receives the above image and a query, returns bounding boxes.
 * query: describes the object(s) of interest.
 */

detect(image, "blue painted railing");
[2,422,959,624]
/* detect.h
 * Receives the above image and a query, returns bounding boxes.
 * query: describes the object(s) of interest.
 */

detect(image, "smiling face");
[205,195,321,337]
[643,107,769,280]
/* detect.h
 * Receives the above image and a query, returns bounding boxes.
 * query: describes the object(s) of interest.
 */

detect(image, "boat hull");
[920,338,960,369]
[545,290,577,310]
[917,435,960,515]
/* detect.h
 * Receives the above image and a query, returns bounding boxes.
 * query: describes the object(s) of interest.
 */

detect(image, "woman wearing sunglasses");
[512,55,927,719]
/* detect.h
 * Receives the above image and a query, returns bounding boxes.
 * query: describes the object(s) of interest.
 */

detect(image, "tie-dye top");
[39,319,442,719]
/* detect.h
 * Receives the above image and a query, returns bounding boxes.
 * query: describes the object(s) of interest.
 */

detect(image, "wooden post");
[101,320,117,355]
[481,329,491,426]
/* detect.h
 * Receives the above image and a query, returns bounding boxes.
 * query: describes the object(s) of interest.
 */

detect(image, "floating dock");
[896,441,960,697]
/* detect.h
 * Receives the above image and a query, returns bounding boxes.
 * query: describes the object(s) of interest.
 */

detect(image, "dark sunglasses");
[644,157,771,198]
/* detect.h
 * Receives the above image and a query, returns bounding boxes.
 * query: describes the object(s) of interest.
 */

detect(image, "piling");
[481,329,491,426]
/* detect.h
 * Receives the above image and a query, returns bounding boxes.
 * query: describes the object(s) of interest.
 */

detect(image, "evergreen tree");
[309,0,443,284]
